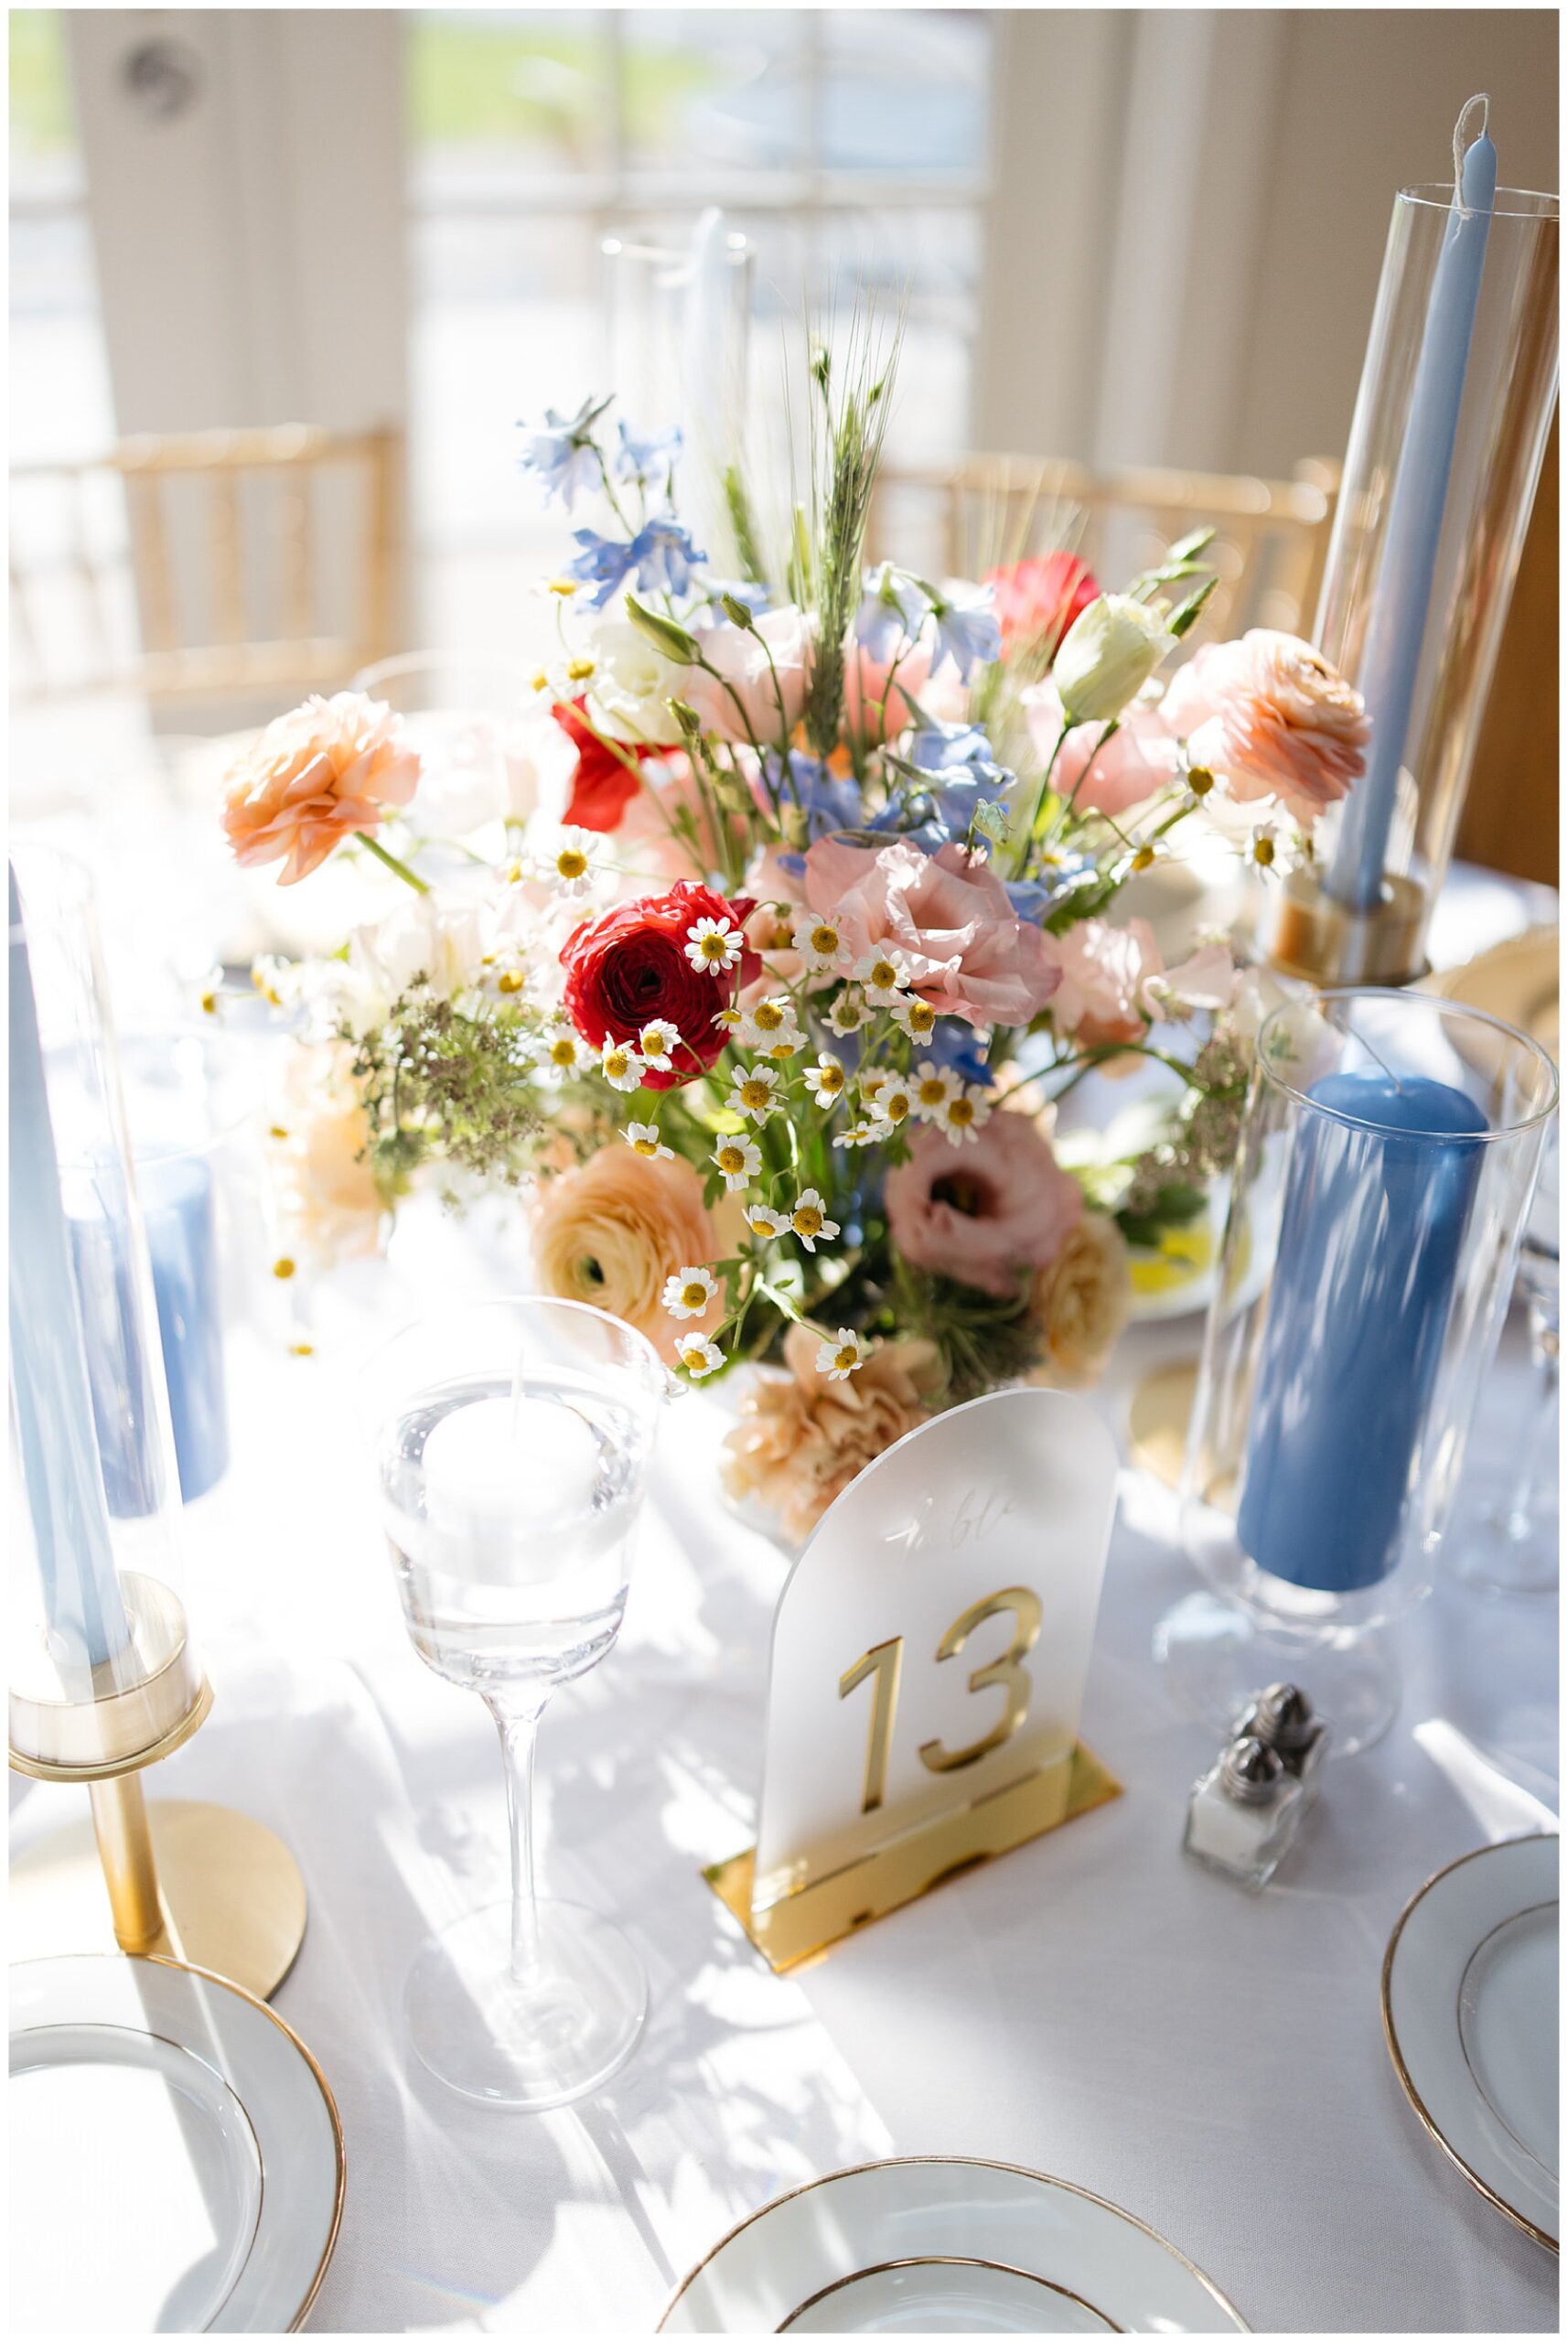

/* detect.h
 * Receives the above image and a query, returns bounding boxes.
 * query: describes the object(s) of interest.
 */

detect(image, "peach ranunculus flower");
[1020,679,1182,817]
[1043,917,1237,1049]
[801,837,1061,1028]
[530,1146,724,1353]
[721,1322,945,1545]
[1159,629,1368,827]
[1029,1212,1132,1389]
[683,607,811,745]
[885,1111,1084,1299]
[221,692,422,885]
[265,1040,385,1267]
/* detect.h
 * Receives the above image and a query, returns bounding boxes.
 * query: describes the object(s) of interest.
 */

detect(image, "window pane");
[622,11,806,178]
[9,10,114,465]
[821,10,991,180]
[408,9,613,199]
[9,7,80,197]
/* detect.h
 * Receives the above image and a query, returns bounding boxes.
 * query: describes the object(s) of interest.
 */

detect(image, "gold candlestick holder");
[1258,865,1429,988]
[9,1578,306,2002]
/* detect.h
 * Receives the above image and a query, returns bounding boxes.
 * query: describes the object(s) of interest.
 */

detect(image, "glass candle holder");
[8,849,200,1774]
[365,1296,667,2109]
[1157,988,1556,1755]
[1261,180,1558,984]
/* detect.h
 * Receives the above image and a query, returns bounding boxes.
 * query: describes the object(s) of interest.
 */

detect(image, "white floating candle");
[422,1395,600,1531]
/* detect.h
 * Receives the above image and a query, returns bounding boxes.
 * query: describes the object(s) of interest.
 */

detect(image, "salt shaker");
[1183,1735,1305,1889]
[1235,1681,1330,1799]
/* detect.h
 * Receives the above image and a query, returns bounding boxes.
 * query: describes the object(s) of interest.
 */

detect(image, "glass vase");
[9,848,200,1776]
[1155,987,1556,1756]
[1261,181,1558,985]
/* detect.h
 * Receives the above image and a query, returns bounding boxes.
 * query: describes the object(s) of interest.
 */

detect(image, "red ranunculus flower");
[560,880,760,1090]
[552,698,663,833]
[985,552,1100,659]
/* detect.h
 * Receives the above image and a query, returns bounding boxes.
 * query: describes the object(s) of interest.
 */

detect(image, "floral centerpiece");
[224,337,1366,1542]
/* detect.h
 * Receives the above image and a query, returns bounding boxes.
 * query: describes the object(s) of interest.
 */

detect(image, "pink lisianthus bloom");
[1045,917,1238,1049]
[683,607,810,744]
[1160,629,1368,826]
[1021,680,1182,817]
[801,837,1061,1028]
[885,1112,1084,1299]
[843,636,967,744]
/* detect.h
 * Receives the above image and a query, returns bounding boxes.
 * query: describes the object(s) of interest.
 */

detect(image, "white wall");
[976,6,1559,479]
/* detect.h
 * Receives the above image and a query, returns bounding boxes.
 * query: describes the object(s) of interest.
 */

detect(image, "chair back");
[10,423,401,704]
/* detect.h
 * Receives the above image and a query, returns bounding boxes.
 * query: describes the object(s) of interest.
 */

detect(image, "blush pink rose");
[1021,680,1182,816]
[683,607,809,744]
[1045,918,1237,1047]
[801,838,1061,1029]
[886,1112,1084,1299]
[1160,629,1368,826]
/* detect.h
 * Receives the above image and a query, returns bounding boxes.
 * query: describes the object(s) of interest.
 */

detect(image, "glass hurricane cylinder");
[8,848,201,1775]
[1262,186,1558,985]
[1159,988,1556,1755]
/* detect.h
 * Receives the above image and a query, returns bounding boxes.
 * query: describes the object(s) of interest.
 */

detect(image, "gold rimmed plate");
[1427,928,1559,1061]
[659,2155,1247,2332]
[1382,1834,1559,2252]
[9,1953,344,2330]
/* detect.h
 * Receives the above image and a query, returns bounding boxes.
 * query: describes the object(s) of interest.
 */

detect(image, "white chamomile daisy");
[662,1263,720,1320]
[816,1327,868,1381]
[624,1120,673,1161]
[859,1068,889,1106]
[910,1059,961,1122]
[727,1064,780,1123]
[792,910,847,974]
[739,994,801,1052]
[638,1018,680,1070]
[789,1188,841,1253]
[535,1024,585,1080]
[536,825,601,897]
[675,1333,725,1379]
[854,948,913,1007]
[871,1076,915,1130]
[802,1052,847,1106]
[891,993,940,1041]
[832,1121,881,1149]
[714,1003,745,1033]
[937,1085,993,1145]
[711,1134,761,1191]
[599,1039,643,1092]
[745,1203,789,1239]
[683,915,744,976]
[825,988,869,1037]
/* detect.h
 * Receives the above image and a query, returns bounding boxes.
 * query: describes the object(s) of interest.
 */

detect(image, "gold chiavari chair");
[868,453,1339,648]
[9,423,401,706]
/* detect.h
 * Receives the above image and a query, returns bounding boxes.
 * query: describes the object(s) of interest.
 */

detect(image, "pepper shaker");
[1183,1735,1305,1889]
[1235,1681,1331,1799]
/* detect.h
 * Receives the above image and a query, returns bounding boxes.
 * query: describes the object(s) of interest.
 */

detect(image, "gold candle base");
[1260,865,1429,987]
[9,1794,308,2002]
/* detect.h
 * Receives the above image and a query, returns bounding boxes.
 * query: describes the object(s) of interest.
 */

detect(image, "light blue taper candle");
[1327,97,1497,912]
[8,863,131,1668]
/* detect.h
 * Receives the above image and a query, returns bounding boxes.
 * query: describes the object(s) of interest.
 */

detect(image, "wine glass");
[1455,1122,1560,1593]
[367,1296,666,2107]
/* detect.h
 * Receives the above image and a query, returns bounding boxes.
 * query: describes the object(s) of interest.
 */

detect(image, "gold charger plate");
[1427,928,1559,1060]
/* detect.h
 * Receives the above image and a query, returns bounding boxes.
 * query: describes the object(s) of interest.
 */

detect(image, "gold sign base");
[704,1742,1121,1974]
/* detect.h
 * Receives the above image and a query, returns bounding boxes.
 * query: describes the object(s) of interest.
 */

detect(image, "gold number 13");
[838,1587,1043,1814]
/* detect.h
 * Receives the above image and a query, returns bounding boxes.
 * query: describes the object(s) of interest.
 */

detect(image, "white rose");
[1054,595,1178,726]
[584,618,691,745]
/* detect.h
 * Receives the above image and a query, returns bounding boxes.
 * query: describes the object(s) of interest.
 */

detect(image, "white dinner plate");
[9,1954,344,2332]
[1382,1834,1559,2251]
[659,2156,1248,2332]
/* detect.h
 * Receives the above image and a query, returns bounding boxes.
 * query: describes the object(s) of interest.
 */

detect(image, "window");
[9,9,114,463]
[405,8,995,650]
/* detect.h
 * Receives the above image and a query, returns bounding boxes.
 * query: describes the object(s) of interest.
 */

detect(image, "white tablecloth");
[10,871,1558,2335]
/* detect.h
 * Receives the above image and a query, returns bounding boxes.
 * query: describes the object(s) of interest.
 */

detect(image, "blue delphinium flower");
[768,753,866,875]
[1004,850,1098,922]
[516,394,611,510]
[872,721,1015,849]
[565,528,636,607]
[629,517,705,597]
[699,577,771,618]
[926,1019,995,1088]
[615,420,682,489]
[854,562,930,662]
[928,580,1002,681]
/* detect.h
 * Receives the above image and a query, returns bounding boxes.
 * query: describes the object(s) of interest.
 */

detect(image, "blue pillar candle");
[67,1148,229,1513]
[1236,1072,1487,1594]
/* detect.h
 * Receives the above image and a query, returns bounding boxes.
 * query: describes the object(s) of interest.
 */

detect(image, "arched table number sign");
[705,1388,1122,1971]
